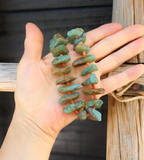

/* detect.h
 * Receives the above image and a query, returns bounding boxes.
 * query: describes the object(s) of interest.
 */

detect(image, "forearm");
[0,108,56,160]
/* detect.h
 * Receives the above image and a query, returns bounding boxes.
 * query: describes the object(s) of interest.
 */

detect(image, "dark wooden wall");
[0,1,112,159]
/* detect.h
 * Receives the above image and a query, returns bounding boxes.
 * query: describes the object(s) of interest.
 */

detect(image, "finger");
[23,22,44,63]
[89,24,144,61]
[85,23,123,47]
[97,38,144,75]
[99,64,144,98]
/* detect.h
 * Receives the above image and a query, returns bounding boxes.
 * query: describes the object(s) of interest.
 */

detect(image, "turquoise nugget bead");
[49,39,53,46]
[58,84,82,93]
[78,110,87,121]
[85,107,101,121]
[74,32,86,49]
[52,55,70,66]
[49,33,63,46]
[56,76,77,85]
[51,44,69,57]
[67,28,84,43]
[58,92,79,104]
[51,33,63,41]
[90,74,98,84]
[87,99,103,108]
[73,55,96,67]
[49,37,68,51]
[81,78,92,86]
[82,74,98,86]
[81,64,98,76]
[75,42,90,55]
[63,100,86,113]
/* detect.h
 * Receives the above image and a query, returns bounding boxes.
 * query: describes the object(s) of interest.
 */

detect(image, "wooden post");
[106,0,144,159]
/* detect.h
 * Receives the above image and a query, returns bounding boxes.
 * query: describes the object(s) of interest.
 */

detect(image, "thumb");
[23,22,44,63]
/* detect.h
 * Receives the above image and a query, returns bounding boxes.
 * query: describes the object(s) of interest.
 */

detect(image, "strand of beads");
[67,28,105,121]
[49,33,86,115]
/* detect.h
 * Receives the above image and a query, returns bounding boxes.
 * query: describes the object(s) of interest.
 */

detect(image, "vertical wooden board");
[134,0,144,24]
[112,0,134,27]
[106,96,121,160]
[118,100,139,160]
[107,96,144,160]
[112,0,144,63]
[139,99,144,159]
[134,0,144,63]
[107,1,144,159]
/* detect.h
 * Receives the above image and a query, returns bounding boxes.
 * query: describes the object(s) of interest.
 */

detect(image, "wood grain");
[0,63,17,91]
[107,0,144,159]
[0,0,112,11]
[0,7,112,62]
[112,0,144,63]
[107,96,144,160]
[134,0,144,63]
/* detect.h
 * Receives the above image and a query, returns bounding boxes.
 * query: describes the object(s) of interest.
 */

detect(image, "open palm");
[15,23,144,137]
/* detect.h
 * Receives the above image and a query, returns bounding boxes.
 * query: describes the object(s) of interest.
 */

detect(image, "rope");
[108,72,144,102]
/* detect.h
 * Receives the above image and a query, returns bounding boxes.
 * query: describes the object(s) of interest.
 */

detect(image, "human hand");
[15,23,144,141]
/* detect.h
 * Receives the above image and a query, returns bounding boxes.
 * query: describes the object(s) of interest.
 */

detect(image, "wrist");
[0,107,57,160]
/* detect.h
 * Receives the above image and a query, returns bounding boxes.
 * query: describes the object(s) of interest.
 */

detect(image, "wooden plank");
[106,0,144,160]
[2,63,144,92]
[0,0,112,11]
[107,96,144,160]
[3,62,144,92]
[0,7,112,62]
[0,62,125,92]
[134,0,144,63]
[112,0,144,63]
[0,63,17,91]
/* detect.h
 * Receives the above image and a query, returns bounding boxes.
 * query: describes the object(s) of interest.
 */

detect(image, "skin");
[0,22,144,160]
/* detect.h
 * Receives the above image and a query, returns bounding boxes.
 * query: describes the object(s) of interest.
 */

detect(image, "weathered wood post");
[106,0,144,159]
